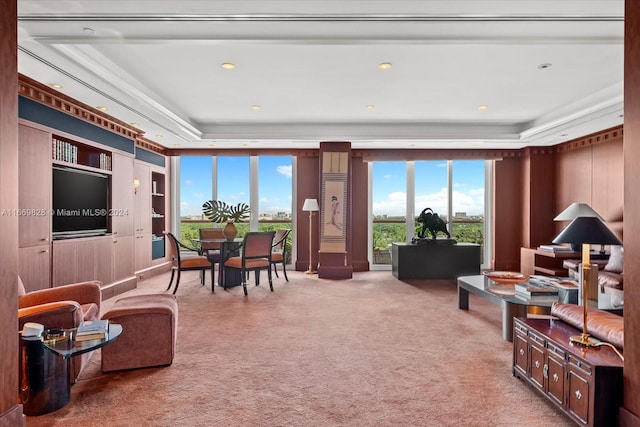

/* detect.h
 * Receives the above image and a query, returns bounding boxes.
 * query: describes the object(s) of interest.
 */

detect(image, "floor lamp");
[552,216,622,346]
[302,198,320,274]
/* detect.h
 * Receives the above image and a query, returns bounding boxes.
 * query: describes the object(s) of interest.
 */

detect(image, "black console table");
[391,242,481,280]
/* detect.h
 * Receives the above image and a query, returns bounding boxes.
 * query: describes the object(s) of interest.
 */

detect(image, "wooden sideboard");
[513,317,623,426]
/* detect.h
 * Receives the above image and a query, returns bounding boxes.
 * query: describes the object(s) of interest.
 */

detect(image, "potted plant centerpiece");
[202,200,251,241]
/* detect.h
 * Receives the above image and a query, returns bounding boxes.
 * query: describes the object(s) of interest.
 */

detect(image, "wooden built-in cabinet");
[134,161,152,272]
[513,317,623,427]
[16,119,167,297]
[17,122,52,292]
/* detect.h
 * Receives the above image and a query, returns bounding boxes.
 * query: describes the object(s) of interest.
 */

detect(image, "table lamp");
[553,203,603,252]
[552,216,622,346]
[302,198,319,274]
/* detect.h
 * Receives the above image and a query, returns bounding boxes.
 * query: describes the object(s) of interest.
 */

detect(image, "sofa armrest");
[18,300,83,331]
[551,302,624,349]
[19,281,102,310]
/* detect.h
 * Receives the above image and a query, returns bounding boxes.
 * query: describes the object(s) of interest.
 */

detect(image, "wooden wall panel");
[554,146,593,236]
[493,156,524,271]
[525,149,556,247]
[295,156,320,271]
[350,156,369,272]
[0,0,22,424]
[622,0,640,423]
[591,140,624,240]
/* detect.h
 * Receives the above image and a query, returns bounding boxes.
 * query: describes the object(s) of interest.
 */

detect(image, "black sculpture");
[416,208,451,240]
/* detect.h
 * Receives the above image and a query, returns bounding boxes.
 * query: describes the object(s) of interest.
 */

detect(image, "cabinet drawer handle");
[535,360,540,369]
[543,363,548,379]
[575,390,582,400]
[519,348,524,356]
[553,373,559,382]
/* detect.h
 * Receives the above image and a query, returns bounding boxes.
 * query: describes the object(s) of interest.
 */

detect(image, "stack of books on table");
[538,244,574,253]
[514,281,560,303]
[75,319,109,341]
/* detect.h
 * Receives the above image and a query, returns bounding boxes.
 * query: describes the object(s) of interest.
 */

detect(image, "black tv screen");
[52,166,110,238]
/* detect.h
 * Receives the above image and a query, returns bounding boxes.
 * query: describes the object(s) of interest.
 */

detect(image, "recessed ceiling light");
[48,83,63,89]
[560,133,568,137]
[83,27,95,35]
[378,62,392,70]
[366,104,375,110]
[251,105,261,110]
[538,63,552,69]
[155,134,164,139]
[96,106,109,112]
[477,105,489,111]
[129,122,140,127]
[222,62,236,70]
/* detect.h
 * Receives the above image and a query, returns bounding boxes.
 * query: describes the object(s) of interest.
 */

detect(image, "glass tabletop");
[31,323,123,359]
[458,275,560,307]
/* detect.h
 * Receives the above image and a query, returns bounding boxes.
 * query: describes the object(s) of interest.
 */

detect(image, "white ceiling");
[17,0,625,150]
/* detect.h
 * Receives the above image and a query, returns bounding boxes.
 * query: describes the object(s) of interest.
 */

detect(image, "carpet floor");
[26,270,572,427]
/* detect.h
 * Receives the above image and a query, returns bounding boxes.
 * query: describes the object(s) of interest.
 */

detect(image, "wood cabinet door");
[529,344,546,391]
[92,236,114,285]
[111,153,134,237]
[134,162,151,234]
[18,123,51,247]
[113,235,135,280]
[546,355,566,407]
[513,333,528,376]
[18,245,51,292]
[52,240,78,286]
[135,232,151,271]
[567,369,590,425]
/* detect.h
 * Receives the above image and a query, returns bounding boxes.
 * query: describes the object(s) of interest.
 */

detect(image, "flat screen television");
[52,166,110,239]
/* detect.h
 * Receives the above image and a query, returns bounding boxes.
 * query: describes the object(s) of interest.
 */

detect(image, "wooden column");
[622,0,640,424]
[0,0,24,425]
[317,142,353,279]
[295,155,320,272]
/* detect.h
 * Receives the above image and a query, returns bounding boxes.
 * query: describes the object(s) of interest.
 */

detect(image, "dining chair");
[197,228,224,283]
[271,228,292,281]
[223,231,275,296]
[165,232,216,294]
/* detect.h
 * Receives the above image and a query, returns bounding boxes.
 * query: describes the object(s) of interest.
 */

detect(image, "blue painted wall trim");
[19,96,135,154]
[135,147,166,167]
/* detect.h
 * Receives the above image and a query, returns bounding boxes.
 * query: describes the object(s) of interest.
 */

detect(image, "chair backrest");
[165,232,182,264]
[199,227,224,251]
[242,231,276,261]
[272,229,291,253]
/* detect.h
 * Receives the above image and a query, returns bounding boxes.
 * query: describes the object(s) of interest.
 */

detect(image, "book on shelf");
[75,319,109,341]
[538,244,574,252]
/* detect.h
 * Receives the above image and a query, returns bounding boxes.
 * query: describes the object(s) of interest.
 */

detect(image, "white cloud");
[277,165,292,178]
[184,179,193,185]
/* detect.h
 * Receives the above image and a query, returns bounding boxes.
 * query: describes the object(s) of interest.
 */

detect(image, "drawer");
[568,355,593,376]
[547,341,566,360]
[529,330,546,347]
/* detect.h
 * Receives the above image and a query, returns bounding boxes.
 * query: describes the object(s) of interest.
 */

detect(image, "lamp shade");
[553,203,603,221]
[552,216,622,246]
[302,198,319,212]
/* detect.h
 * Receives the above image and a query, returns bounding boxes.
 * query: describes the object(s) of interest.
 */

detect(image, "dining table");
[192,238,243,288]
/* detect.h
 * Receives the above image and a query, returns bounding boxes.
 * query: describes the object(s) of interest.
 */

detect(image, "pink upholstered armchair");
[18,277,102,382]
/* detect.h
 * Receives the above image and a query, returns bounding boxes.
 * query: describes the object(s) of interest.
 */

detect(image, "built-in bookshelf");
[151,171,166,259]
[52,135,112,171]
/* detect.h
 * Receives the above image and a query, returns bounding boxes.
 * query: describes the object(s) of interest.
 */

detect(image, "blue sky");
[180,157,484,218]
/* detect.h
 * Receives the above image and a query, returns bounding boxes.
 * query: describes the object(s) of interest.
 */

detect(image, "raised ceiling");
[17,0,624,150]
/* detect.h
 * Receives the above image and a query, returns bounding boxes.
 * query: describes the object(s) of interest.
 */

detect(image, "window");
[371,159,490,268]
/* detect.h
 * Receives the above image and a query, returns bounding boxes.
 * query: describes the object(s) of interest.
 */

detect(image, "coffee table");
[457,275,554,342]
[20,323,122,415]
